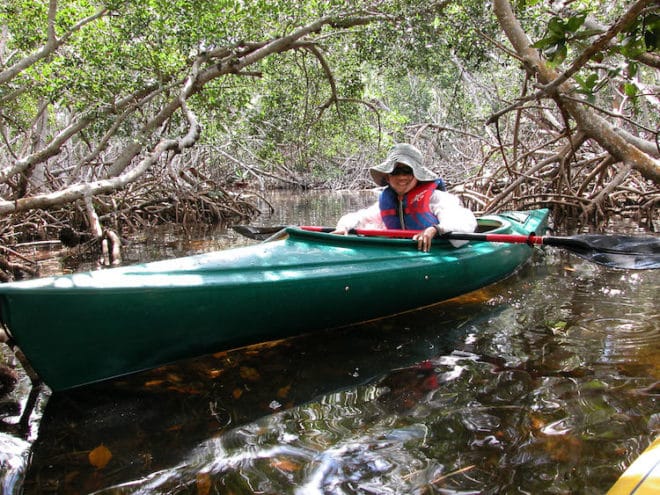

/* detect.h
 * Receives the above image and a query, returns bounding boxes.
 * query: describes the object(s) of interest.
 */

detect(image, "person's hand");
[413,226,438,252]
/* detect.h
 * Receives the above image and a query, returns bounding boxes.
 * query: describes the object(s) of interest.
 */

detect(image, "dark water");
[1,192,658,494]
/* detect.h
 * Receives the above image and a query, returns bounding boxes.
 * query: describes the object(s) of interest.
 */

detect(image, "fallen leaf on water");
[277,384,291,398]
[271,458,301,472]
[529,415,545,431]
[206,368,223,379]
[167,385,203,395]
[544,434,583,463]
[88,444,112,469]
[196,472,212,495]
[240,366,261,381]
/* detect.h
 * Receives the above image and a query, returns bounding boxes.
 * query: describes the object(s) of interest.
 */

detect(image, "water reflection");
[23,294,491,494]
[1,192,658,494]
[22,257,660,494]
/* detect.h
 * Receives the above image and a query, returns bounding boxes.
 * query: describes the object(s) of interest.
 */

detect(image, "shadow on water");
[22,288,501,494]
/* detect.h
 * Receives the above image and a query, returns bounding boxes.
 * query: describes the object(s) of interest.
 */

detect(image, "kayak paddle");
[436,231,660,270]
[232,225,660,270]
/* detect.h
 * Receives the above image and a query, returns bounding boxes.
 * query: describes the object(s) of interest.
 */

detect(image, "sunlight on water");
[0,433,31,495]
[0,346,50,495]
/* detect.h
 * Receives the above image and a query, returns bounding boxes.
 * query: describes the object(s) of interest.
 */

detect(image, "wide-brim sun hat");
[369,143,437,186]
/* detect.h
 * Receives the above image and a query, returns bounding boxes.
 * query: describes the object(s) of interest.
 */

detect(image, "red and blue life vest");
[379,179,446,229]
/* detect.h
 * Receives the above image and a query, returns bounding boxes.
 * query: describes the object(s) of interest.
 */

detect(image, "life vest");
[379,179,445,229]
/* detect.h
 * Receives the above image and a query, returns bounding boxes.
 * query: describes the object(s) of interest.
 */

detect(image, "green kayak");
[0,209,549,391]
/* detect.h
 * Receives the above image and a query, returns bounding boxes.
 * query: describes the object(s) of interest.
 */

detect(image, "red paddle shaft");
[235,224,658,269]
[300,226,545,245]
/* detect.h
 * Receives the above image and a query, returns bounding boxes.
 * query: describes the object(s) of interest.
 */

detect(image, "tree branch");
[492,0,660,184]
[0,2,108,86]
[538,0,653,96]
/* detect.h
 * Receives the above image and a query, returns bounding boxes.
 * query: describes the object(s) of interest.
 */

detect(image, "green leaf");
[618,35,646,59]
[532,34,561,50]
[623,83,637,98]
[575,73,598,92]
[582,379,608,391]
[548,17,566,37]
[544,41,567,66]
[564,14,586,33]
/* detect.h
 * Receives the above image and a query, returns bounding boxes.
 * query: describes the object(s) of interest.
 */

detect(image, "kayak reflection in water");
[332,143,477,252]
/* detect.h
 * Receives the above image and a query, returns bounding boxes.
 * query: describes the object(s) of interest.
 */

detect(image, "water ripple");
[11,235,660,494]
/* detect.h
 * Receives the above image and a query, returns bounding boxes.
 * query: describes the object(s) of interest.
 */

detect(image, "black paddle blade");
[232,225,285,241]
[562,234,660,270]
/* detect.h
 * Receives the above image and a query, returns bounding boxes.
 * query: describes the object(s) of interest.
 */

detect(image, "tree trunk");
[492,0,660,184]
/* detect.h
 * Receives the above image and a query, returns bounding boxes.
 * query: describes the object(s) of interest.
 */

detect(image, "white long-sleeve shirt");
[335,189,477,247]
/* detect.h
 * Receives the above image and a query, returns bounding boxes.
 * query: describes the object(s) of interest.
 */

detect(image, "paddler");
[333,143,477,251]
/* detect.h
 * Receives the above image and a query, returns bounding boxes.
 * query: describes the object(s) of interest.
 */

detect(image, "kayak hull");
[0,209,549,391]
[607,436,660,495]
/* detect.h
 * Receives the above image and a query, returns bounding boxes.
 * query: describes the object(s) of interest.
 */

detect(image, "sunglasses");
[389,166,413,176]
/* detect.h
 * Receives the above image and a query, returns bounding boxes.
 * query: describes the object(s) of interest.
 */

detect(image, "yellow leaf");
[207,368,223,379]
[270,458,300,472]
[232,388,243,399]
[530,415,545,431]
[88,444,112,469]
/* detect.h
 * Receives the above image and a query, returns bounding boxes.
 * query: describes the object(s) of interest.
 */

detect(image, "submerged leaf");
[549,320,568,333]
[564,14,586,33]
[239,366,261,381]
[277,384,292,398]
[197,472,212,495]
[582,379,608,391]
[270,458,301,472]
[88,444,112,469]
